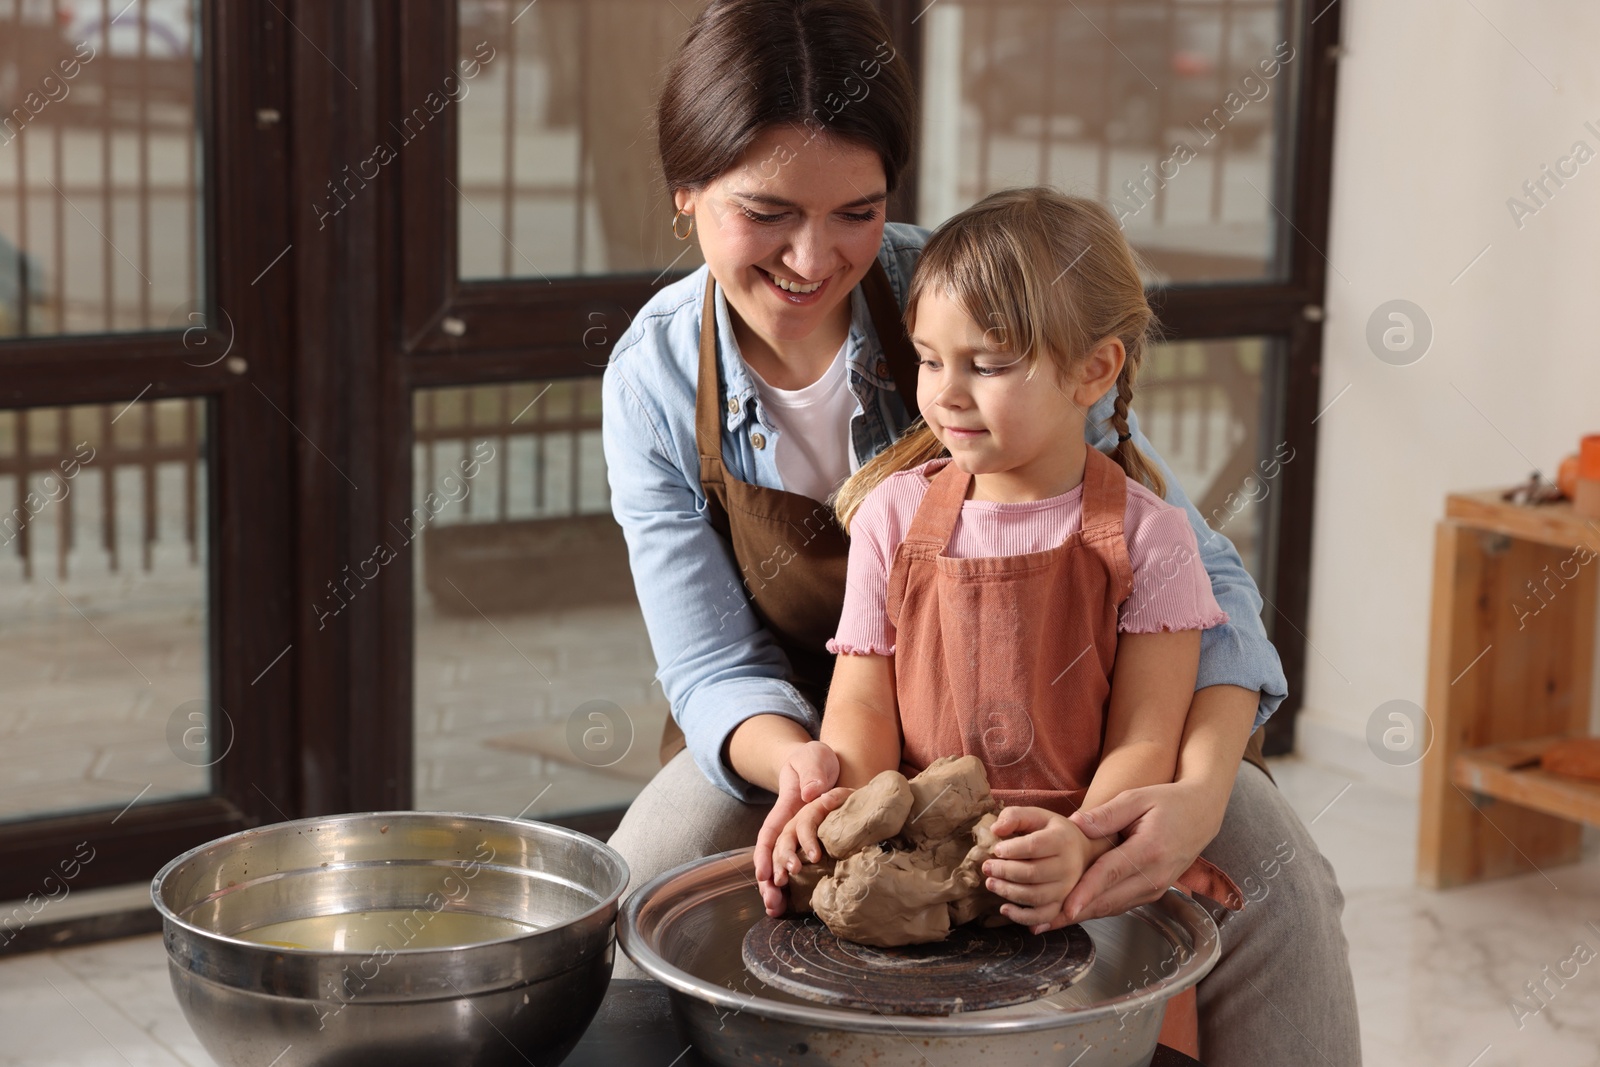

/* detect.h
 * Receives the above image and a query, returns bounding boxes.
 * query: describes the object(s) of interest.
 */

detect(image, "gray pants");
[608,750,1361,1067]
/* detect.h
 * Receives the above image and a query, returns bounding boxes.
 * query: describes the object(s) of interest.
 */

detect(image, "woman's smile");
[756,265,832,305]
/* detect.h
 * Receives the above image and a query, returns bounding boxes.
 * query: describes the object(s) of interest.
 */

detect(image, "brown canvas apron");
[885,450,1246,1058]
[657,262,922,763]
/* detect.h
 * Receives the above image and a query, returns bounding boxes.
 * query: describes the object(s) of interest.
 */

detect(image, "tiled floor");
[1272,760,1600,1067]
[2,755,1597,1067]
[0,547,211,824]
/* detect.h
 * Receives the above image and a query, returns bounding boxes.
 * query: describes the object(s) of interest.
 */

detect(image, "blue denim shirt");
[602,222,1287,801]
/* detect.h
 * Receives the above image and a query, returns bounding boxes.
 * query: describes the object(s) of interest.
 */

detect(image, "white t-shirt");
[747,340,857,504]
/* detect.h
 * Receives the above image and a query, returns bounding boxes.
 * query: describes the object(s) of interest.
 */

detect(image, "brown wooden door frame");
[278,0,398,817]
[0,0,299,906]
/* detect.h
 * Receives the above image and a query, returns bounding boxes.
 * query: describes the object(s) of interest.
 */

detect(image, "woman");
[600,2,1360,1064]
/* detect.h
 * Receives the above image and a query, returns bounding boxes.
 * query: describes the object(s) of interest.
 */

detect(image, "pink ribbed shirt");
[828,459,1228,656]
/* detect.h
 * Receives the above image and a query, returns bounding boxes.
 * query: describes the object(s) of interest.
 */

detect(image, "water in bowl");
[238,910,540,952]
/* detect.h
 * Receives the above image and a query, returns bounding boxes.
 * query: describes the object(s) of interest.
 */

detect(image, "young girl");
[761,188,1245,940]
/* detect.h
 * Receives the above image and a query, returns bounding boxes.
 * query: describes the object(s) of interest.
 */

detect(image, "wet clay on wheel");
[794,755,1008,948]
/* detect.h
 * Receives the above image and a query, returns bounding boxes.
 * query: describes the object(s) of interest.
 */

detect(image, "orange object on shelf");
[1558,453,1580,500]
[1543,738,1600,784]
[1582,435,1600,479]
[1576,435,1600,519]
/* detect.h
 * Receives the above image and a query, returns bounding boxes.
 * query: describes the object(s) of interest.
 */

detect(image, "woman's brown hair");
[657,0,916,193]
[832,187,1166,531]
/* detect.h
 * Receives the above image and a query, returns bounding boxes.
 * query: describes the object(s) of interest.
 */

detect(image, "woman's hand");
[760,785,855,914]
[1063,776,1229,921]
[770,786,854,884]
[983,806,1098,934]
[753,740,842,915]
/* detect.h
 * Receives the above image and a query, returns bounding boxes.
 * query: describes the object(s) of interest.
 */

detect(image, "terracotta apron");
[657,261,922,763]
[885,449,1246,1059]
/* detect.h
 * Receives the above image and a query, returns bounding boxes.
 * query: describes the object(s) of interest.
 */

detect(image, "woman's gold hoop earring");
[672,210,695,241]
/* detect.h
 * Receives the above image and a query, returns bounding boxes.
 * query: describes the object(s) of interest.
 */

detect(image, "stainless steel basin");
[619,847,1220,1067]
[151,811,629,1067]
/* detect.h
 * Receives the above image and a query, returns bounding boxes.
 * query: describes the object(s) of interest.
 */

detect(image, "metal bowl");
[619,847,1220,1067]
[151,811,629,1067]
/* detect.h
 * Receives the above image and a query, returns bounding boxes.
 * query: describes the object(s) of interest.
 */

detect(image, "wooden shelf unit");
[1417,490,1600,889]
[1453,734,1600,828]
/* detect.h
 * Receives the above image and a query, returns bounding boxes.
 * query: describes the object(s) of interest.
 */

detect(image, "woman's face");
[674,126,888,349]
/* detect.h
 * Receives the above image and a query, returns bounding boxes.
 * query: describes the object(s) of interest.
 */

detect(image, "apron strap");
[900,458,968,550]
[886,458,967,621]
[860,259,921,420]
[1176,854,1247,912]
[1079,447,1134,603]
[693,272,739,543]
[694,273,726,488]
[1079,446,1127,537]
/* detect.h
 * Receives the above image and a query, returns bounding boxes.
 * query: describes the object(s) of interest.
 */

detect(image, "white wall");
[1295,0,1600,793]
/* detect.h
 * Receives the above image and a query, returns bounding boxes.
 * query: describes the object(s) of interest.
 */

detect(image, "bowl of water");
[152,811,628,1067]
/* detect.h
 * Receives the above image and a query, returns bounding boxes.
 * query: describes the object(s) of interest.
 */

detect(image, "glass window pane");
[1138,336,1283,591]
[918,0,1292,284]
[0,0,203,338]
[0,397,212,823]
[412,379,668,819]
[457,0,707,280]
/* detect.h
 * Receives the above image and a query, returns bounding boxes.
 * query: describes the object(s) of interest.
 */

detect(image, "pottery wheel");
[741,914,1095,1015]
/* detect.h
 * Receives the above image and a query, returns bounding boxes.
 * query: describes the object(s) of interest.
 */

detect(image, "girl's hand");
[983,806,1096,934]
[1063,777,1227,922]
[753,740,841,915]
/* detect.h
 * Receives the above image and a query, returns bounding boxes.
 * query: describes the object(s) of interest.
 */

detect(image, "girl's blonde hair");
[832,187,1166,532]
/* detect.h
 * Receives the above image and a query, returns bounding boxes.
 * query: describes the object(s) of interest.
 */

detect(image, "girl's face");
[674,126,888,350]
[910,288,1123,498]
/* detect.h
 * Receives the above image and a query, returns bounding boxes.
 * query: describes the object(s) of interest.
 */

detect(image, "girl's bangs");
[911,224,1044,366]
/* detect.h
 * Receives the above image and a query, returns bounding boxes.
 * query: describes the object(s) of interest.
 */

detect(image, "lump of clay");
[903,755,997,847]
[795,759,1007,946]
[810,847,959,947]
[818,769,913,858]
[948,813,1006,927]
[785,856,834,913]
